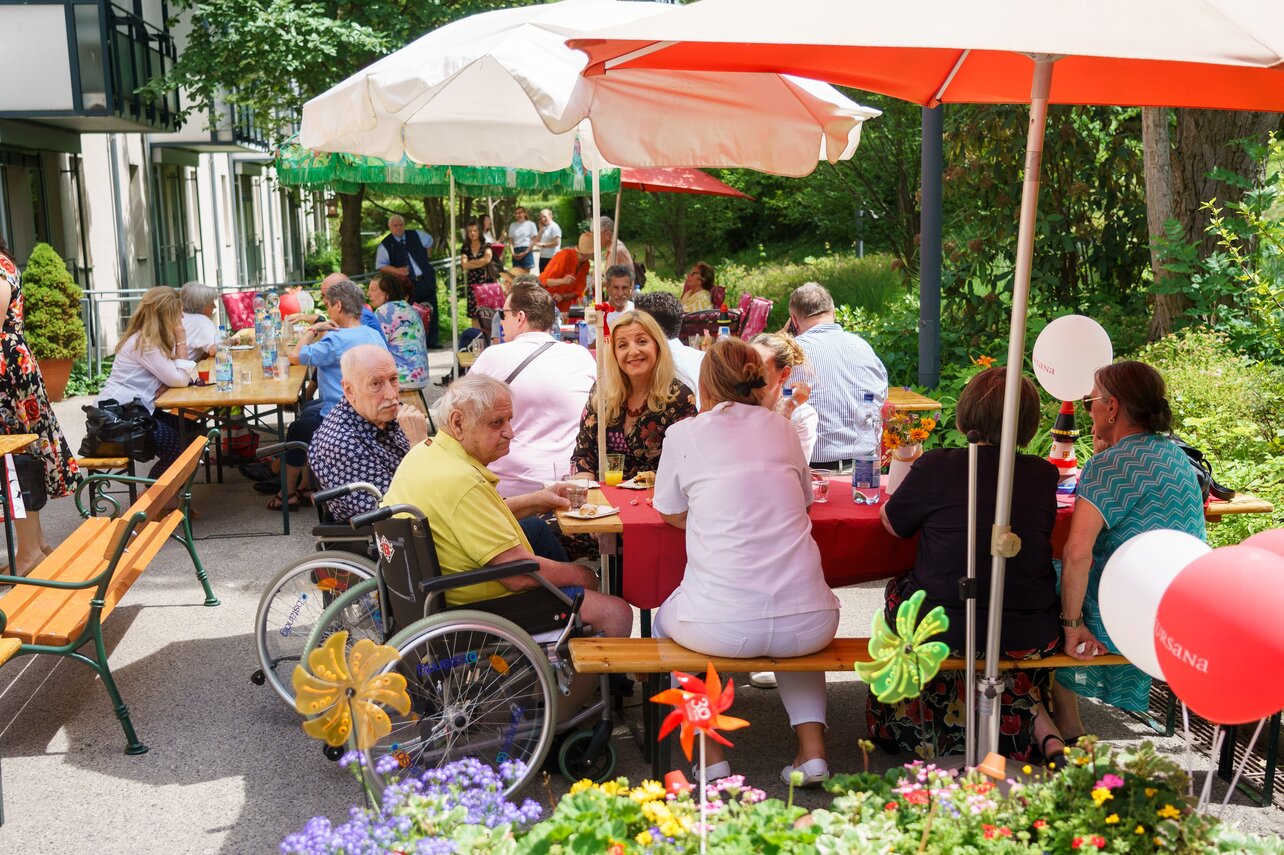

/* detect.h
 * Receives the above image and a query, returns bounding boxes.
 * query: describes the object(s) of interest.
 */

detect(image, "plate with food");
[616,471,656,490]
[562,503,621,521]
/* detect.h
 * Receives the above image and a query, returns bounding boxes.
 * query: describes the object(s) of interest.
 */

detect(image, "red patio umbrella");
[567,0,1284,766]
[620,167,753,199]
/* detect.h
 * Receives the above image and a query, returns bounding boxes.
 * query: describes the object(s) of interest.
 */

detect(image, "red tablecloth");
[604,480,1074,610]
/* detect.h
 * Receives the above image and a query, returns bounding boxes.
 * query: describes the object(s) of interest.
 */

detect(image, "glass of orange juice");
[604,454,625,487]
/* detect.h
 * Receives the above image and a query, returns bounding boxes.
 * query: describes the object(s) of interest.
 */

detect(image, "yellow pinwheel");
[293,631,411,750]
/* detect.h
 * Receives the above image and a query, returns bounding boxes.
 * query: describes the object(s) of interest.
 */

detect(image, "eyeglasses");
[498,308,517,317]
[1082,395,1104,408]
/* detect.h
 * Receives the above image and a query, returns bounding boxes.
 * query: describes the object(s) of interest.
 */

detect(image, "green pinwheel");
[855,589,950,704]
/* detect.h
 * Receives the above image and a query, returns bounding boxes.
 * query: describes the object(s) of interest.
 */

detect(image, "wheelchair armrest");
[418,559,541,594]
[258,441,309,461]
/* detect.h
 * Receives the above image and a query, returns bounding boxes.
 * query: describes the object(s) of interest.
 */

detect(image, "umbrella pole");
[611,186,623,268]
[450,171,459,378]
[592,169,606,483]
[978,56,1055,763]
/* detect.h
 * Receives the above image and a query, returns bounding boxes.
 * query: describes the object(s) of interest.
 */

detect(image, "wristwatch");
[1060,614,1084,628]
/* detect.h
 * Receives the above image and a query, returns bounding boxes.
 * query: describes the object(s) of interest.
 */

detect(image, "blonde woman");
[96,287,193,477]
[653,338,839,785]
[752,332,819,460]
[571,310,696,479]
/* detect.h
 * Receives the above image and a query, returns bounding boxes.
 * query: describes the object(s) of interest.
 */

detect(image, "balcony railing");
[106,2,178,129]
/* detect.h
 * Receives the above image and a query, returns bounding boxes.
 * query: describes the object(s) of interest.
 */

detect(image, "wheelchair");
[299,500,617,796]
[249,441,387,705]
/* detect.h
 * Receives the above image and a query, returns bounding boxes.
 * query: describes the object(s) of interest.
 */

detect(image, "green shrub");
[20,243,86,360]
[1136,329,1284,546]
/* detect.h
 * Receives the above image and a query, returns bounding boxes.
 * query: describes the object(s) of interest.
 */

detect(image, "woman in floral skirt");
[0,238,80,574]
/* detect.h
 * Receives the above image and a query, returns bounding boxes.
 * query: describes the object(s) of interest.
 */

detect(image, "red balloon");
[1153,545,1284,725]
[1243,527,1284,562]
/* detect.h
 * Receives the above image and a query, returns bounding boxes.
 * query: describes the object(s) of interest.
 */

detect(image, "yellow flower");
[908,428,929,443]
[1135,826,1146,835]
[1145,787,1157,797]
[1106,814,1120,824]
[920,417,937,432]
[883,432,902,450]
[1091,787,1114,806]
[1022,764,1033,775]
[1157,804,1181,820]
[972,355,996,367]
[600,780,625,797]
[643,800,673,824]
[636,830,654,846]
[570,779,595,795]
[630,780,666,803]
[660,818,688,838]
[292,631,411,750]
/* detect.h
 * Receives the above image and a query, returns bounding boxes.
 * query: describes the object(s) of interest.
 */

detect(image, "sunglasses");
[1082,394,1104,407]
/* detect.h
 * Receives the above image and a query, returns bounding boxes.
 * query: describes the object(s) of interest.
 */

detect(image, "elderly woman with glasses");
[1053,360,1206,742]
[679,262,715,312]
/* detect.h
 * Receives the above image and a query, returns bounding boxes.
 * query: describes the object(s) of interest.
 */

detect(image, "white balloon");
[1032,315,1113,401]
[1098,530,1210,679]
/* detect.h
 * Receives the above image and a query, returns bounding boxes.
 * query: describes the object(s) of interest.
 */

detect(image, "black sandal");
[1039,733,1066,766]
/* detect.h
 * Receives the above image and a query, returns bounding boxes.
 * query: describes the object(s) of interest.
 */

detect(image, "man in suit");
[376,215,440,348]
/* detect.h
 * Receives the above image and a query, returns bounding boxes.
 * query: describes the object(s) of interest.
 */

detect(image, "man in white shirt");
[633,291,704,409]
[468,282,596,496]
[375,215,439,347]
[506,206,539,272]
[788,282,888,468]
[535,208,561,274]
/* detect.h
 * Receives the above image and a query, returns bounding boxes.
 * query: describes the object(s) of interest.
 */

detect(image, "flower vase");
[885,444,922,495]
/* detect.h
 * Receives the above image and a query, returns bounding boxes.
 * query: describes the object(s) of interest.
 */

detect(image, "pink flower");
[1096,773,1125,790]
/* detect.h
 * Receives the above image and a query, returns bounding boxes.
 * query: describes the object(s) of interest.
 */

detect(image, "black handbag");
[80,398,156,462]
[1168,434,1235,502]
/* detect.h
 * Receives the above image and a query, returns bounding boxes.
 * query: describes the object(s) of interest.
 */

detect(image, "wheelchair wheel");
[254,554,378,706]
[557,728,618,784]
[362,610,557,798]
[300,576,386,664]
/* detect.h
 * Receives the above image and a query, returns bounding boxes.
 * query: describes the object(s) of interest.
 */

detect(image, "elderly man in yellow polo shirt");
[382,374,633,638]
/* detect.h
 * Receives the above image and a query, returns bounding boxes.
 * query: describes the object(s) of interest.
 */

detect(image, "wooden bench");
[0,434,220,756]
[571,636,1129,777]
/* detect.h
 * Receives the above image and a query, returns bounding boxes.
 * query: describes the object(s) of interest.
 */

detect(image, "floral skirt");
[865,576,1060,764]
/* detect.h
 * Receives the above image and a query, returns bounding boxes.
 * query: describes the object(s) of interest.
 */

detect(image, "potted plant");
[20,243,86,401]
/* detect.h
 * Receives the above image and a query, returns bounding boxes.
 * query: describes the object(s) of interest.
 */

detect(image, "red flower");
[1000,713,1022,735]
[1072,837,1083,849]
[21,396,39,424]
[1009,672,1033,695]
[971,781,995,795]
[1034,819,1048,829]
[983,824,997,840]
[884,801,898,811]
[904,789,929,805]
[1092,836,1106,848]
[999,827,1013,838]
[607,844,625,855]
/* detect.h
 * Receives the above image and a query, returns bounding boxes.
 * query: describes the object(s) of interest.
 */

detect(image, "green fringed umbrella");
[274,137,620,197]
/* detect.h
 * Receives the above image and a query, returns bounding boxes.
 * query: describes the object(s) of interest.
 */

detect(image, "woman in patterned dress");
[1054,361,1205,740]
[0,238,80,574]
[571,310,696,480]
[867,368,1064,763]
[367,273,429,389]
[459,221,492,326]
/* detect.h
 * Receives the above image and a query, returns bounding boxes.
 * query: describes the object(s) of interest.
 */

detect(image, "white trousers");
[653,594,839,728]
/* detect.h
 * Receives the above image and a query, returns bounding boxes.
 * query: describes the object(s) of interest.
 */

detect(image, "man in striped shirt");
[787,282,888,469]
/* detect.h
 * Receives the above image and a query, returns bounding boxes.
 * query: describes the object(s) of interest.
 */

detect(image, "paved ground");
[2,354,1281,852]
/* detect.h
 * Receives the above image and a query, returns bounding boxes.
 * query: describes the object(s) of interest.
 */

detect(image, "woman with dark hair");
[1053,360,1205,738]
[368,272,429,389]
[0,238,80,574]
[459,221,493,326]
[867,367,1064,763]
[679,261,715,312]
[653,338,839,785]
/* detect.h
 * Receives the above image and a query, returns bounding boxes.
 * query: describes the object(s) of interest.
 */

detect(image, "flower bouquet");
[881,404,938,494]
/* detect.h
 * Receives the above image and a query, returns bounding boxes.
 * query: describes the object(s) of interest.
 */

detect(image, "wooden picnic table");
[155,347,307,534]
[0,433,38,572]
[887,387,942,412]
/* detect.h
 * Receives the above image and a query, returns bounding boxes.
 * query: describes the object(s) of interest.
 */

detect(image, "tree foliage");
[21,244,87,360]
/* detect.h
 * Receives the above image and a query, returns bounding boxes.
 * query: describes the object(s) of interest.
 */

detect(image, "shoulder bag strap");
[504,341,555,385]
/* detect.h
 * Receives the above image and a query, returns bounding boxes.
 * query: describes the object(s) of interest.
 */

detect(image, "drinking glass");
[810,470,831,503]
[565,476,589,510]
[239,367,252,385]
[603,454,625,487]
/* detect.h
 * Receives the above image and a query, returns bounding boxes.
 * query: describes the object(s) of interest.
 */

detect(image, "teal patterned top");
[375,301,429,387]
[1057,432,1206,711]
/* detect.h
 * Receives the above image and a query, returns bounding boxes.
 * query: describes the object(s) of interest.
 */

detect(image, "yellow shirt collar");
[433,432,500,486]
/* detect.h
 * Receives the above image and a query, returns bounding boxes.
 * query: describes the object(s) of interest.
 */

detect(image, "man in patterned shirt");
[308,345,428,522]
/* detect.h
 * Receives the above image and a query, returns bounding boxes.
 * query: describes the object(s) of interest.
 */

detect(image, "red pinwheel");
[651,663,749,761]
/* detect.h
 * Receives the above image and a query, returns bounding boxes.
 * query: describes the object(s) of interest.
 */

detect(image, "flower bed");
[282,740,1284,854]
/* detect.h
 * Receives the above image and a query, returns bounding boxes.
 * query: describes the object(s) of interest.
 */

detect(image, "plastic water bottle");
[851,392,882,505]
[215,327,234,392]
[261,327,278,379]
[717,325,731,341]
[576,321,591,348]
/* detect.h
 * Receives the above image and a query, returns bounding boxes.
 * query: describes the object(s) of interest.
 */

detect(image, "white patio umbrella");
[299,0,878,475]
[567,0,1284,765]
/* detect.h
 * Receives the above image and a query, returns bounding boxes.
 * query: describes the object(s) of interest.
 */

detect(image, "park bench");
[570,636,1129,778]
[75,455,138,510]
[0,434,219,756]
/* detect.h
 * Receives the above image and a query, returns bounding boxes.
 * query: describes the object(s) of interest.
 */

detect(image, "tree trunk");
[422,197,447,249]
[1142,107,1183,340]
[337,188,365,275]
[1172,109,1281,256]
